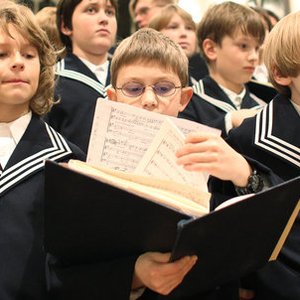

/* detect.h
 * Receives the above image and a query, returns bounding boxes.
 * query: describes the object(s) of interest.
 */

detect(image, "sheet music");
[87,99,220,173]
[135,119,208,191]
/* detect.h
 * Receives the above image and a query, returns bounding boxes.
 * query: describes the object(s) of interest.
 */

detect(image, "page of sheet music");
[87,99,220,173]
[135,119,208,191]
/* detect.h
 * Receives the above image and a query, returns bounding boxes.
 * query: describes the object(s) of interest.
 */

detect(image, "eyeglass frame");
[115,81,182,98]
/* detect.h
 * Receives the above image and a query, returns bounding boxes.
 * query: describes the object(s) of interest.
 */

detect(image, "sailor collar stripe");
[0,123,72,195]
[193,80,242,113]
[254,101,300,168]
[56,59,108,97]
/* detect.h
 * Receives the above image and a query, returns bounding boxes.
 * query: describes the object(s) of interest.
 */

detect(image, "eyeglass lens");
[121,81,179,97]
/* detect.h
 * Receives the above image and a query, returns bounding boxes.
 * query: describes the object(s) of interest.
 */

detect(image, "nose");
[135,15,143,28]
[248,48,259,62]
[11,53,24,71]
[141,87,158,109]
[98,10,109,24]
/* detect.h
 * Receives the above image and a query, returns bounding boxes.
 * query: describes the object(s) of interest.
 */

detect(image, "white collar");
[78,57,109,85]
[219,84,246,109]
[0,111,31,145]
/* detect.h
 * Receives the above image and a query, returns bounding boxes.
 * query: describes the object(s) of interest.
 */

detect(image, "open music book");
[80,98,221,216]
[87,98,220,189]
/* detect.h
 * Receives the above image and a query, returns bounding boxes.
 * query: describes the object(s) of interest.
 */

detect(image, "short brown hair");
[111,28,189,87]
[0,0,57,115]
[198,1,266,63]
[149,4,196,32]
[264,11,300,95]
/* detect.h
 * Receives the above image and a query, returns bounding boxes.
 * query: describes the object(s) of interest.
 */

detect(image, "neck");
[0,106,29,123]
[73,50,108,66]
[210,72,244,94]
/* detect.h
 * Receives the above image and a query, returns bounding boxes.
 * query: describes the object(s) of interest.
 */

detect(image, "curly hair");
[0,0,57,115]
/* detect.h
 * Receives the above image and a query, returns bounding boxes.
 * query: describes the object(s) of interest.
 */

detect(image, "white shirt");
[0,111,31,169]
[218,84,246,134]
[79,57,109,86]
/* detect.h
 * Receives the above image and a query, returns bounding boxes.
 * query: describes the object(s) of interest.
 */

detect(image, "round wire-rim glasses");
[116,81,182,98]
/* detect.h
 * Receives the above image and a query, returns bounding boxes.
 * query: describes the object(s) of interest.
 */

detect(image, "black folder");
[44,161,300,297]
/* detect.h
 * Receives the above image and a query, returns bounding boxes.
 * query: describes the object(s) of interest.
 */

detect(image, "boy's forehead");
[117,62,180,82]
[227,28,260,42]
[0,24,28,44]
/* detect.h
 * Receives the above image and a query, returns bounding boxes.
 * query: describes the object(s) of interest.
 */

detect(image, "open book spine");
[67,159,210,217]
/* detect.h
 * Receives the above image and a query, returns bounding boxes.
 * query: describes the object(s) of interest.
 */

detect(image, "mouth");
[244,67,255,73]
[179,42,189,49]
[96,28,110,35]
[3,79,28,84]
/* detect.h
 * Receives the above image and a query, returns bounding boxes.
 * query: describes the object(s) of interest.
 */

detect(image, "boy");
[0,1,84,299]
[223,11,300,300]
[47,28,280,300]
[179,2,268,137]
[45,0,117,153]
[129,0,176,29]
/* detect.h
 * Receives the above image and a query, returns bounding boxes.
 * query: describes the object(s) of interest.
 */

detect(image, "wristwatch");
[235,168,264,195]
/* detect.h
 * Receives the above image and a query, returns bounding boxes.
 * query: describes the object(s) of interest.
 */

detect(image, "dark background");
[117,0,132,41]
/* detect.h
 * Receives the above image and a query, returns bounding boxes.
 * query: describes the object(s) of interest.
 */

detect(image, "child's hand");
[176,132,252,187]
[132,252,197,295]
[231,109,259,128]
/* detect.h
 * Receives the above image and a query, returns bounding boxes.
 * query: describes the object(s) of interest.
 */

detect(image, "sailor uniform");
[225,94,300,300]
[45,53,111,153]
[179,76,266,137]
[0,113,84,300]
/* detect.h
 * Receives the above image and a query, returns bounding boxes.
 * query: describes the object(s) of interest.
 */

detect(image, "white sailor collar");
[254,98,300,168]
[0,115,73,195]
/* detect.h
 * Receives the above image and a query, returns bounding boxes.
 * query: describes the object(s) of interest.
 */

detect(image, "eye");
[86,6,97,14]
[0,52,7,58]
[122,82,144,96]
[105,8,115,17]
[166,23,178,30]
[153,81,175,95]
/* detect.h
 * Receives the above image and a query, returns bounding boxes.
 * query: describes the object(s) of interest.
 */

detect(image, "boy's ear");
[202,38,217,61]
[107,87,118,101]
[179,87,193,112]
[273,68,291,86]
[60,20,72,36]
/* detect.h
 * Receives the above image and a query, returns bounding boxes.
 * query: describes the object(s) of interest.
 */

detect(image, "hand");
[231,109,259,128]
[132,252,197,295]
[176,132,252,187]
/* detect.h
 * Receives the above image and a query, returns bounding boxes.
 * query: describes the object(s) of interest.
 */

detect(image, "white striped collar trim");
[0,124,72,194]
[55,59,108,97]
[193,81,237,113]
[254,101,300,167]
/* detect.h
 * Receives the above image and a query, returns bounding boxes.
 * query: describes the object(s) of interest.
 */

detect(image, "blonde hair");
[35,6,65,59]
[110,28,189,87]
[0,0,57,115]
[149,4,196,32]
[264,11,300,95]
[198,1,265,63]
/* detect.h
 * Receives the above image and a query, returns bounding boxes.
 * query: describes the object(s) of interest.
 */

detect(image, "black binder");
[44,161,300,297]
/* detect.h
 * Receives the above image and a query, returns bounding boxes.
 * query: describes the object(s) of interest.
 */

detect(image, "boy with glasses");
[47,28,280,300]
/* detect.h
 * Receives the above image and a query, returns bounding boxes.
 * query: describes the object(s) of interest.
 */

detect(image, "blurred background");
[22,0,299,41]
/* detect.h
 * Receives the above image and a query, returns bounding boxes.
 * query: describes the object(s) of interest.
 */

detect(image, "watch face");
[249,174,263,192]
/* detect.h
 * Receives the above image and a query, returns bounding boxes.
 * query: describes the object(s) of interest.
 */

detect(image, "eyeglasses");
[116,81,182,98]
